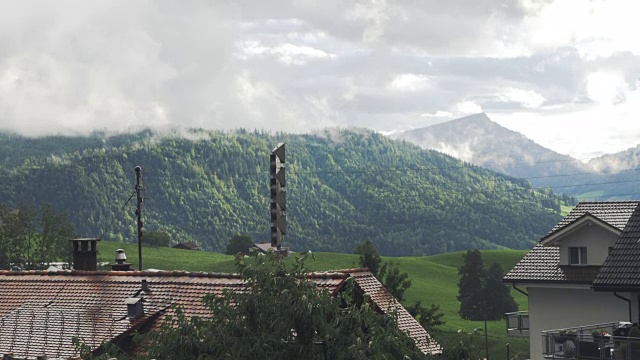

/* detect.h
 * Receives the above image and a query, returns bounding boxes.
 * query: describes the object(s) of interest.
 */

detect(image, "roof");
[348,270,440,354]
[594,204,640,291]
[503,244,602,283]
[505,201,640,284]
[0,269,440,358]
[252,242,272,253]
[172,242,201,250]
[540,212,623,246]
[543,201,639,240]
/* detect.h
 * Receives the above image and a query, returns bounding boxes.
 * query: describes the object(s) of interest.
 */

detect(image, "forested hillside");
[0,129,565,255]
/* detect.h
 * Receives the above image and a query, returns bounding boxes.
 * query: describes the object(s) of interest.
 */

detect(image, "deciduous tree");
[224,233,254,255]
[140,252,429,360]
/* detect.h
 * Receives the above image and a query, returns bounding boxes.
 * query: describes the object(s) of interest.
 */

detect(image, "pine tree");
[354,239,382,276]
[457,250,486,320]
[483,262,518,320]
[457,251,518,321]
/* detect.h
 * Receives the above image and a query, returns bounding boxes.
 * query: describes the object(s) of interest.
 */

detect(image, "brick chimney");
[111,249,132,271]
[69,238,100,271]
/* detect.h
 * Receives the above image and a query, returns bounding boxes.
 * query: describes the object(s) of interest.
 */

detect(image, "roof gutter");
[512,283,528,297]
[613,291,632,322]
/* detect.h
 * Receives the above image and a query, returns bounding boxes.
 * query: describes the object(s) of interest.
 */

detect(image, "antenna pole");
[135,166,143,271]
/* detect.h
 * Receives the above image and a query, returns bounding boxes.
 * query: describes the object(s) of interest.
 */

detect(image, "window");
[569,247,587,265]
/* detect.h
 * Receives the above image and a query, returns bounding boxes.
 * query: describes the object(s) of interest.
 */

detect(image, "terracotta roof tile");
[350,271,442,355]
[0,269,439,358]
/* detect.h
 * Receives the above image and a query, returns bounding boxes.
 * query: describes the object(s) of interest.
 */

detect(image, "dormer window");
[569,247,587,265]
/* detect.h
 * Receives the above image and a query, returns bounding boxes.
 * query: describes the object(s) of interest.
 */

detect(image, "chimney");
[125,297,145,318]
[69,238,100,271]
[110,249,132,271]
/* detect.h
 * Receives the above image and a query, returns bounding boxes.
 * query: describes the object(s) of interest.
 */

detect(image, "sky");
[1,0,639,159]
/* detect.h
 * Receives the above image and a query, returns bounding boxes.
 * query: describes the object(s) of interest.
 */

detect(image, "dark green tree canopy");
[483,262,518,320]
[143,230,172,247]
[353,239,381,276]
[224,233,254,255]
[457,250,486,320]
[457,250,518,321]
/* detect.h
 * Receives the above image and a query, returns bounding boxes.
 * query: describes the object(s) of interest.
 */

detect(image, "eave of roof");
[540,212,621,245]
[544,201,639,237]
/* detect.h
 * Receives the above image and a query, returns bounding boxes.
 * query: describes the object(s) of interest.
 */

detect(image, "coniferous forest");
[0,128,567,256]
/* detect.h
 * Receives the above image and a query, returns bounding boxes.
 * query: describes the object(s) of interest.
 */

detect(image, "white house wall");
[527,286,629,360]
[557,225,617,266]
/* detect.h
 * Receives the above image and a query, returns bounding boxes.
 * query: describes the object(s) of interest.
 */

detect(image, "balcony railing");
[541,322,640,360]
[505,311,529,337]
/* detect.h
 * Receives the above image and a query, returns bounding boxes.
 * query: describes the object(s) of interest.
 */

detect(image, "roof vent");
[111,249,132,271]
[125,297,145,318]
[69,238,100,271]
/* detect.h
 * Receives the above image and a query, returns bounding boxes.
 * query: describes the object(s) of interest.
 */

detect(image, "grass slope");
[99,242,529,359]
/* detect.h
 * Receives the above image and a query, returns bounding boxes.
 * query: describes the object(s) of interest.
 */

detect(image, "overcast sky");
[1,0,639,159]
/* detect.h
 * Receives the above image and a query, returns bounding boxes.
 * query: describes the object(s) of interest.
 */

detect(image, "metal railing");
[541,322,640,359]
[505,311,529,337]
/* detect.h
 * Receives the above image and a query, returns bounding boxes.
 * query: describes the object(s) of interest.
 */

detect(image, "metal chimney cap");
[115,249,127,263]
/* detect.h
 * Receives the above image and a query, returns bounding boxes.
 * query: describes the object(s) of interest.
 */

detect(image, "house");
[172,241,202,251]
[503,201,640,360]
[251,242,273,254]
[0,240,440,358]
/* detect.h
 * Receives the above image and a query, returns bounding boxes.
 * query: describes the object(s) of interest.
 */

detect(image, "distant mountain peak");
[388,113,588,189]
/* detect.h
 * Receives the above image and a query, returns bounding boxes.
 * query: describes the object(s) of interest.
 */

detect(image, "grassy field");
[576,190,605,201]
[560,204,574,216]
[98,242,530,359]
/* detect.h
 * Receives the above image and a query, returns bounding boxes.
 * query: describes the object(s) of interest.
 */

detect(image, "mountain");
[577,146,640,199]
[0,128,566,256]
[389,113,591,193]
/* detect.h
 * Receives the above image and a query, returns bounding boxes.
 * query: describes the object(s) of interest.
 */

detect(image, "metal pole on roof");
[135,166,143,271]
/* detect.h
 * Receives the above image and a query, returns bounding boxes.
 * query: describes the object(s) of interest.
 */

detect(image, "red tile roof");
[0,269,440,358]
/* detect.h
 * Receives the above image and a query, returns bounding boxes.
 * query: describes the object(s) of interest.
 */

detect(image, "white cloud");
[492,83,640,158]
[499,87,546,108]
[1,0,640,159]
[272,43,335,65]
[236,41,334,65]
[454,101,483,115]
[387,73,431,92]
[586,71,628,105]
[346,0,390,44]
[519,0,640,58]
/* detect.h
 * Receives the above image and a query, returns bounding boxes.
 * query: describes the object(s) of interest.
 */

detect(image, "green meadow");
[98,241,529,359]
